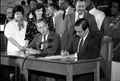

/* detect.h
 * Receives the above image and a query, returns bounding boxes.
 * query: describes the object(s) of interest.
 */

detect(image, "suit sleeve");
[77,35,102,59]
[42,33,60,55]
[89,15,99,32]
[27,34,39,48]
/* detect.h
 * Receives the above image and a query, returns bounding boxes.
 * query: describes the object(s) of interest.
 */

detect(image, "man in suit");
[47,3,61,31]
[65,0,99,49]
[58,0,75,20]
[26,18,60,56]
[4,6,13,25]
[86,0,105,30]
[55,0,75,51]
[60,18,102,81]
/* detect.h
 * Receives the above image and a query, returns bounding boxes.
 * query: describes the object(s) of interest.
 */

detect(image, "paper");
[38,54,76,59]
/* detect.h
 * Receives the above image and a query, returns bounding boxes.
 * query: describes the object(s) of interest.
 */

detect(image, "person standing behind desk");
[4,5,27,81]
[86,0,105,31]
[100,0,120,80]
[55,0,75,50]
[25,3,46,45]
[64,0,99,51]
[5,6,13,26]
[4,5,27,52]
[58,18,102,81]
[27,0,38,21]
[47,3,61,31]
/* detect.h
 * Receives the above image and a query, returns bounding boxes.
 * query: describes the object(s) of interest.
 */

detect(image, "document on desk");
[38,54,76,59]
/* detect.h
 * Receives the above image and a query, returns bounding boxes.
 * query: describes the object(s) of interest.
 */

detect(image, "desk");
[0,51,101,81]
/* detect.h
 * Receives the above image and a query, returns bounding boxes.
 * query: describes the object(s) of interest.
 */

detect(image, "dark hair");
[35,18,47,26]
[21,1,26,5]
[32,3,46,19]
[75,18,89,31]
[49,3,60,10]
[105,0,120,16]
[27,0,37,5]
[12,5,24,18]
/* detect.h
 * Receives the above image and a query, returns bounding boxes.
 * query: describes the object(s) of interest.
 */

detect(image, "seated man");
[59,18,102,81]
[62,18,102,59]
[25,18,60,81]
[26,18,60,56]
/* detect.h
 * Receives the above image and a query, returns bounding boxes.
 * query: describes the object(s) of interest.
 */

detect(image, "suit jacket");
[28,31,60,55]
[66,11,99,49]
[55,7,75,50]
[67,31,102,59]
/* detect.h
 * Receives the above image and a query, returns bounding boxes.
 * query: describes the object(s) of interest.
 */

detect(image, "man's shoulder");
[90,31,103,39]
[49,31,60,38]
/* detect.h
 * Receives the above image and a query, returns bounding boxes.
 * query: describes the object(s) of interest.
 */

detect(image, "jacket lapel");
[81,32,91,52]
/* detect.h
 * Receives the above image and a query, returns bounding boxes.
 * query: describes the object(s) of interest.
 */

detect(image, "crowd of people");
[1,0,120,81]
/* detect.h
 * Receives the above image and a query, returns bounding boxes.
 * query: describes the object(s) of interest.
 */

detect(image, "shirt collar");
[89,7,96,13]
[75,11,84,22]
[83,31,89,41]
[65,6,70,15]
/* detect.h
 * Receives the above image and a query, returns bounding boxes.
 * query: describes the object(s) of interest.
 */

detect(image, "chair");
[100,38,113,81]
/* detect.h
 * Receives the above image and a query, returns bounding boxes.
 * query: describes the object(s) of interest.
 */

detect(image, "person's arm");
[8,37,24,51]
[42,33,60,55]
[113,42,120,52]
[77,35,102,59]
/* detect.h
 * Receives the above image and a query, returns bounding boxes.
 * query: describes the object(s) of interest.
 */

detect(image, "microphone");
[36,37,53,49]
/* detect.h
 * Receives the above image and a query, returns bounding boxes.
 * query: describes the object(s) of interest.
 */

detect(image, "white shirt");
[75,11,84,22]
[41,32,49,49]
[4,19,27,52]
[77,31,89,53]
[89,7,105,30]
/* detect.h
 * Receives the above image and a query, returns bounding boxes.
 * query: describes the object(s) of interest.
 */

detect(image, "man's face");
[29,0,37,9]
[37,21,48,35]
[75,1,86,15]
[48,6,54,15]
[58,0,66,10]
[75,25,86,38]
[6,7,13,18]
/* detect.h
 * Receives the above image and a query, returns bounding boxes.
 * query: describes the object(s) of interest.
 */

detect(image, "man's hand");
[61,50,69,56]
[25,48,38,55]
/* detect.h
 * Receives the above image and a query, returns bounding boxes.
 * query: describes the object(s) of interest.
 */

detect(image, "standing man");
[47,3,61,31]
[65,0,99,49]
[58,0,75,20]
[86,0,105,30]
[55,0,75,50]
[5,6,13,25]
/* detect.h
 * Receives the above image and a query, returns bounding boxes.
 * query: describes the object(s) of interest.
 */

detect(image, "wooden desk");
[0,51,101,81]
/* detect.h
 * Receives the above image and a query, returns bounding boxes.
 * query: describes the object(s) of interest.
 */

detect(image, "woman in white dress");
[4,5,27,52]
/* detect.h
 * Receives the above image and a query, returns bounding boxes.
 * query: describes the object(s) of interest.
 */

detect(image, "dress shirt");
[77,31,89,53]
[41,32,49,49]
[89,7,105,30]
[75,11,84,22]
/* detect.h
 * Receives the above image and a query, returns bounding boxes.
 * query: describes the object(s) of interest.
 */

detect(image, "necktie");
[77,38,83,53]
[63,10,66,20]
[43,35,46,49]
